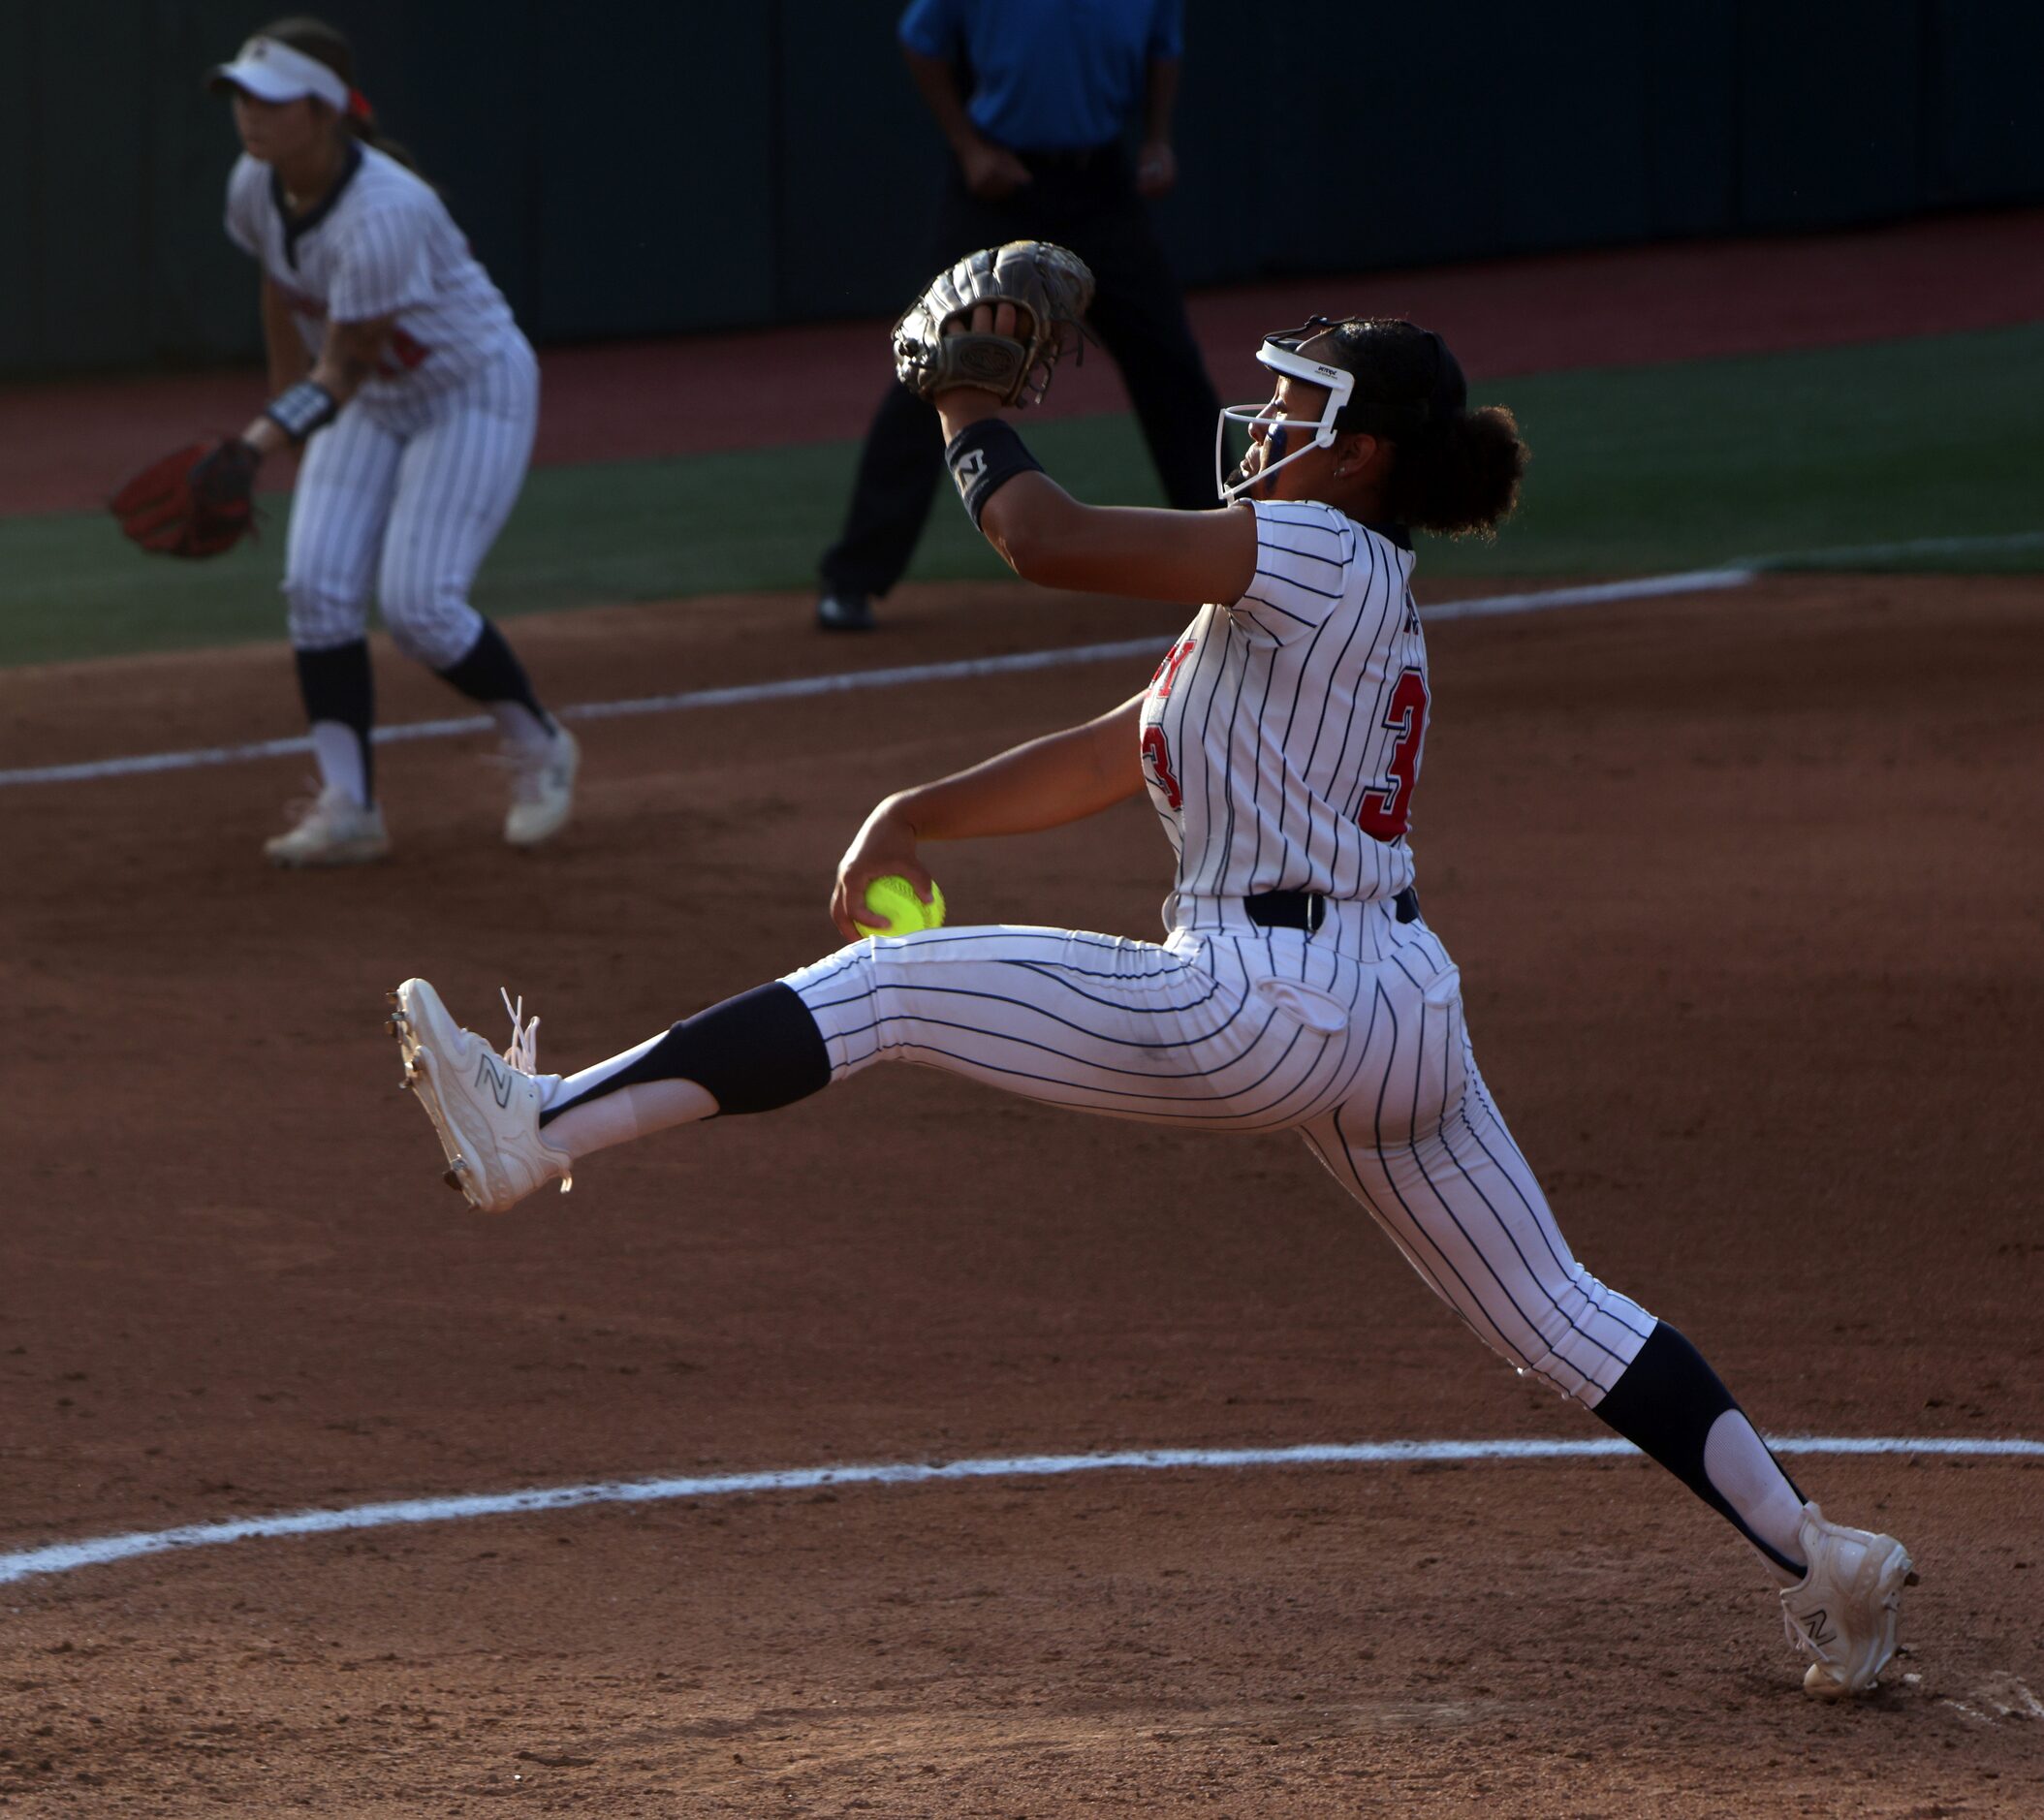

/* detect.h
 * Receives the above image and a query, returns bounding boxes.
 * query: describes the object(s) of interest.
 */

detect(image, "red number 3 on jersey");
[1356,669,1430,840]
[1142,726,1182,810]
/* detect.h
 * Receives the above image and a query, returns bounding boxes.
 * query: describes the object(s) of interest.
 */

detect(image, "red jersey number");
[1356,669,1429,841]
[1142,726,1182,810]
[1149,636,1197,699]
[380,327,431,375]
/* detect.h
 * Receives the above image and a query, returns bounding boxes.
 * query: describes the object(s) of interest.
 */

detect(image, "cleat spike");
[443,1169,464,1192]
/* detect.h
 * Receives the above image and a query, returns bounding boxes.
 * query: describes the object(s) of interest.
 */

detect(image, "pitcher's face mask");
[1214,332,1354,504]
[1216,317,1467,503]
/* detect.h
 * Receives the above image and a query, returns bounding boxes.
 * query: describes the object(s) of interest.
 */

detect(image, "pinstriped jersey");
[225,144,526,397]
[1140,499,1429,928]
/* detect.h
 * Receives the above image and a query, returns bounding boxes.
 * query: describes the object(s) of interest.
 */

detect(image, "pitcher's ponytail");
[1305,318,1529,537]
[1384,404,1527,537]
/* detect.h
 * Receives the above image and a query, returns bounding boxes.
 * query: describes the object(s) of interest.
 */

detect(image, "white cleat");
[387,978,572,1213]
[504,728,580,848]
[265,787,389,867]
[1780,1501,1916,1699]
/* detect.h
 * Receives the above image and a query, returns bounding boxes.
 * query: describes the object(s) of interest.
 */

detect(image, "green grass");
[4,324,2038,668]
[1434,322,2044,580]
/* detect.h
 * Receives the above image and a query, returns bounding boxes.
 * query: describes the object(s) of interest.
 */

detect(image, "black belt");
[1243,887,1420,932]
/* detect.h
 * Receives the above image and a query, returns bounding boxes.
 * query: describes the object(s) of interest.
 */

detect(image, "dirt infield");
[8,204,2041,518]
[3,573,2041,1813]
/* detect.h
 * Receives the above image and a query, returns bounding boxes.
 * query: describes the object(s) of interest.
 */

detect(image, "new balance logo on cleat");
[475,1052,514,1108]
[1780,1502,1913,1699]
[390,977,574,1214]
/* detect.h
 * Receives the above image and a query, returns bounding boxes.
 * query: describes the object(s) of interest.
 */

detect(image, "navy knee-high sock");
[295,640,376,804]
[436,620,554,731]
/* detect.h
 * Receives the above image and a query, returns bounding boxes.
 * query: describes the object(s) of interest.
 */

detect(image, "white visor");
[1213,342,1357,503]
[209,37,351,111]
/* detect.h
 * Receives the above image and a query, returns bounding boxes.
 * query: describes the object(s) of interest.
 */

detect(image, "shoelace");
[500,988,542,1074]
[488,738,571,804]
[278,777,373,830]
[498,988,573,1195]
[278,774,327,826]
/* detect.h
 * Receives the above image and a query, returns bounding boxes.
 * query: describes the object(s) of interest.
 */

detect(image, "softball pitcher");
[119,19,577,864]
[387,255,1912,1699]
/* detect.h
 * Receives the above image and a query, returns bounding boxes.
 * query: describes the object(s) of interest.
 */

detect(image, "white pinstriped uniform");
[225,144,536,667]
[787,502,1655,1406]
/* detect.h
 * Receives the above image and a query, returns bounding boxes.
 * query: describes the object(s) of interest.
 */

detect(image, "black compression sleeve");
[1593,1321,1808,1575]
[541,984,831,1123]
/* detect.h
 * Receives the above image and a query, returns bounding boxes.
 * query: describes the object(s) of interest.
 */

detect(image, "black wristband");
[263,380,340,444]
[944,419,1045,530]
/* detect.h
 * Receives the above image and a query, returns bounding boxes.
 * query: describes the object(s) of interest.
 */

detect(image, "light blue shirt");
[898,0,1183,151]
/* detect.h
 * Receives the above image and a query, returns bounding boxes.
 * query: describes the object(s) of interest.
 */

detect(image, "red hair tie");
[348,88,373,122]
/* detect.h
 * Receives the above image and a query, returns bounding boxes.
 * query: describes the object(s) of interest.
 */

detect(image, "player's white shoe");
[388,978,572,1213]
[1779,1501,1915,1699]
[504,728,580,848]
[265,786,390,867]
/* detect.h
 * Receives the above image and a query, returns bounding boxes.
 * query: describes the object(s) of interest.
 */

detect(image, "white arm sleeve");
[1228,500,1359,645]
[328,201,435,323]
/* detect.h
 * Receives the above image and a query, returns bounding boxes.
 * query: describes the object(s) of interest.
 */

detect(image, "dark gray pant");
[820,146,1222,600]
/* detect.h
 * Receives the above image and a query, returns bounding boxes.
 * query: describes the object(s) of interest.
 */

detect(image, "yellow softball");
[857,874,946,936]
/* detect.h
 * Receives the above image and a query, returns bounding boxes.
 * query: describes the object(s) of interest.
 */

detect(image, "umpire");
[816,0,1222,631]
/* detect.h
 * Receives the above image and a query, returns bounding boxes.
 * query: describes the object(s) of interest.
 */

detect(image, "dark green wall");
[8,0,2041,377]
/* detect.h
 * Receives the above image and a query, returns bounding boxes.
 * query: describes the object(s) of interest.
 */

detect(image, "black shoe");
[816,589,875,632]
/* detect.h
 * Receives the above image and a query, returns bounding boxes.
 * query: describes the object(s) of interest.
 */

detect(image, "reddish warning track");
[6,205,2040,518]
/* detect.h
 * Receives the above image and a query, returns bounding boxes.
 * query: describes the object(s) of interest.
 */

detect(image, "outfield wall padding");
[8,0,2040,377]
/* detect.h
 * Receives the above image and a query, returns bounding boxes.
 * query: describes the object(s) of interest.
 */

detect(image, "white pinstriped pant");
[282,345,539,667]
[786,896,1655,1405]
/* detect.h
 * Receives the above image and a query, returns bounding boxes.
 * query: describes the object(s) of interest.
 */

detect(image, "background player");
[208,19,577,864]
[389,296,1913,1699]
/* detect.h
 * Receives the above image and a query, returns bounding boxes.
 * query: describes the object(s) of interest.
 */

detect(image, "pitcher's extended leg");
[542,924,1350,1159]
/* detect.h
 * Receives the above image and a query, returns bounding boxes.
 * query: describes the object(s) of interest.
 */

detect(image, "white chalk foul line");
[1745,528,2044,569]
[2,1431,2034,1589]
[1419,565,1751,622]
[0,570,1754,791]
